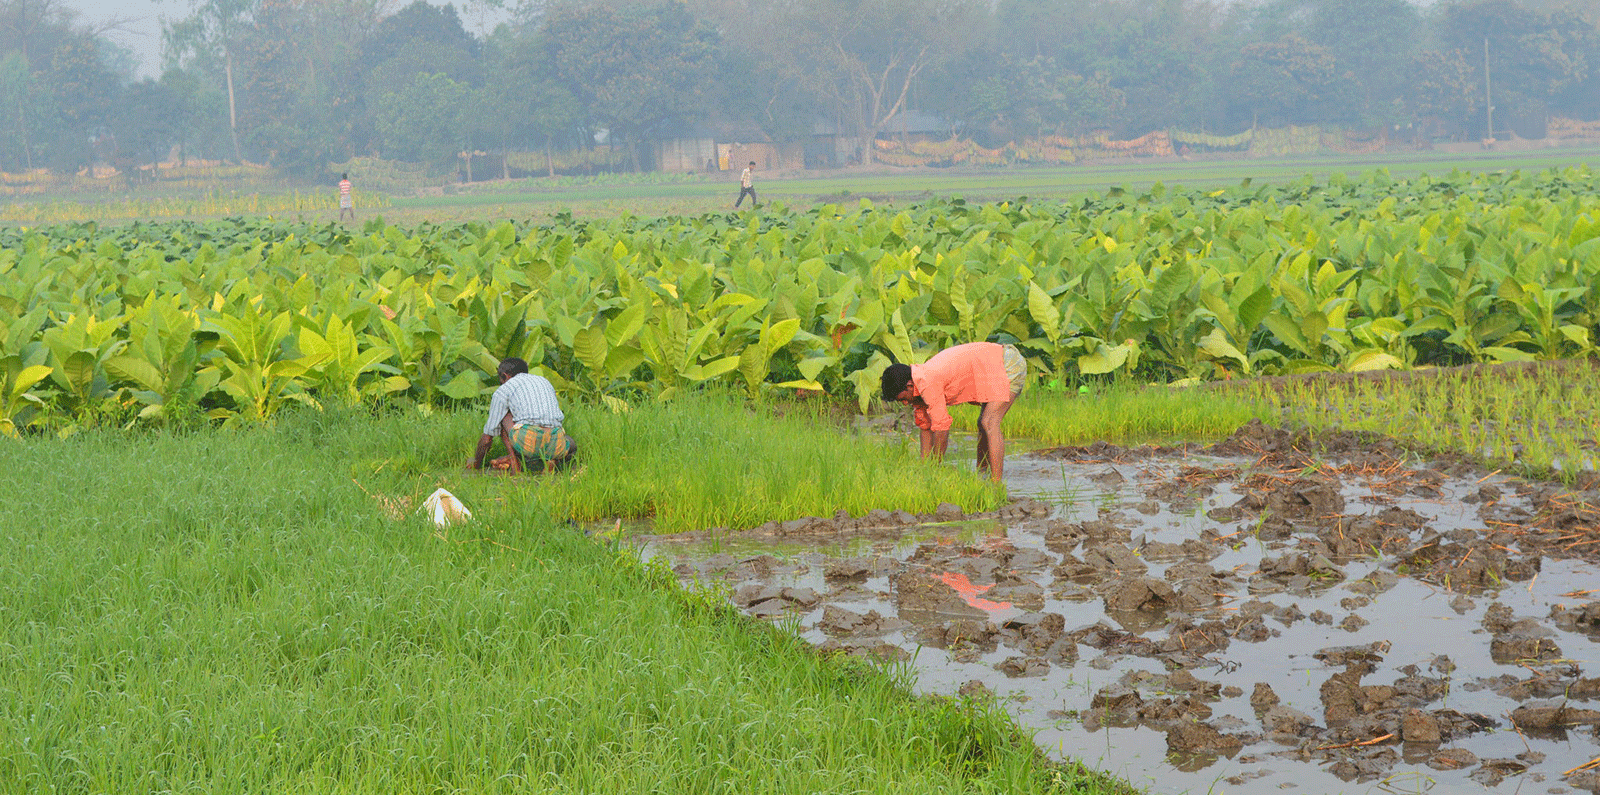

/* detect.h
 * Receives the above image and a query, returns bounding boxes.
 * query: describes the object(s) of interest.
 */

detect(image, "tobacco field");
[3,167,1598,436]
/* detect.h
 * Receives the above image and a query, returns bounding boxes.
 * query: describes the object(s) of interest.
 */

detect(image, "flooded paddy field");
[641,422,1600,795]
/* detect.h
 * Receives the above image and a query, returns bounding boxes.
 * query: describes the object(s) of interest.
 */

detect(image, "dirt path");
[641,421,1600,794]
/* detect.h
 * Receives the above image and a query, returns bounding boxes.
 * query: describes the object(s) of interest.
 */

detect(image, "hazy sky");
[70,0,170,77]
[63,0,512,80]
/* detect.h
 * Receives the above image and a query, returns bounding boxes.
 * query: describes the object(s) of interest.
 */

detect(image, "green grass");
[0,400,1119,794]
[945,384,1269,448]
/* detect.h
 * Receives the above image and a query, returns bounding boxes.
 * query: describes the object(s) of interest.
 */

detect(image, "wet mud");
[640,421,1600,794]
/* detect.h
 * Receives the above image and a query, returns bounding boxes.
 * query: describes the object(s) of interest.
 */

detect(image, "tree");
[0,50,34,169]
[114,78,182,170]
[158,66,231,165]
[165,0,260,163]
[1404,48,1477,137]
[373,71,470,165]
[712,46,818,144]
[1438,0,1598,136]
[0,0,129,172]
[1297,0,1423,127]
[744,0,983,165]
[1228,35,1338,129]
[524,80,583,176]
[928,52,1123,141]
[541,1,717,171]
[360,1,481,101]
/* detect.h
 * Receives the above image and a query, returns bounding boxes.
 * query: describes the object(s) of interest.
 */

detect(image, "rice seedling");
[947,383,1269,447]
[347,392,1006,534]
[1247,364,1600,481]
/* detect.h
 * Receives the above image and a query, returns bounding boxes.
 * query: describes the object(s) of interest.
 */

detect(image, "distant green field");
[4,145,1594,226]
[379,145,1600,223]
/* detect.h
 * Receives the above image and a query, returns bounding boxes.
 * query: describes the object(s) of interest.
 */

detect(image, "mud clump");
[1260,704,1318,741]
[998,612,1076,663]
[1489,630,1563,664]
[1552,601,1600,633]
[1567,768,1600,792]
[733,584,819,616]
[918,619,998,655]
[816,605,907,638]
[997,656,1050,677]
[958,679,991,698]
[1400,709,1442,743]
[1327,748,1402,783]
[815,639,910,662]
[987,573,1046,610]
[1426,747,1478,770]
[1165,721,1244,756]
[1099,575,1212,613]
[1510,704,1600,729]
[823,557,877,580]
[1250,683,1280,712]
[892,570,988,619]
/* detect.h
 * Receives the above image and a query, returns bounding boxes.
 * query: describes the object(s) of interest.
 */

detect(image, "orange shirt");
[909,342,1011,431]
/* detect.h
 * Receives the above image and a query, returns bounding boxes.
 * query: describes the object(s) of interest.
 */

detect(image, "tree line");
[2,0,1596,177]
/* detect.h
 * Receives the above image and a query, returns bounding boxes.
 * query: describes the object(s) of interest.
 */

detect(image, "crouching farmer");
[880,341,1026,482]
[468,357,577,474]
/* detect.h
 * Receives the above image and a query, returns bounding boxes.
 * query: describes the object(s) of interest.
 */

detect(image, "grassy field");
[4,145,1596,225]
[0,397,1128,795]
[375,145,1600,222]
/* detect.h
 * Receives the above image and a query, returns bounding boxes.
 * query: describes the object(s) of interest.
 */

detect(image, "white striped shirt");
[483,373,564,435]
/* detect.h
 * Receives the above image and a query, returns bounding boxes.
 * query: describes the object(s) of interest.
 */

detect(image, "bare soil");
[641,421,1600,795]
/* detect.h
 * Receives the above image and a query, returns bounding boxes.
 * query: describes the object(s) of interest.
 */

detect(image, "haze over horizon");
[65,0,512,79]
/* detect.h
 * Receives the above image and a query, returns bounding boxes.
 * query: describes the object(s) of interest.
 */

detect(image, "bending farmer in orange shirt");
[880,342,1027,482]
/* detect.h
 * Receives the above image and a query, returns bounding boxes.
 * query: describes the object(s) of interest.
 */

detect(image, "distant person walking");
[338,173,354,222]
[734,161,758,208]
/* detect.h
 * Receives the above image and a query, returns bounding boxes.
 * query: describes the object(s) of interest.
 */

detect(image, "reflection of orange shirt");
[910,342,1011,432]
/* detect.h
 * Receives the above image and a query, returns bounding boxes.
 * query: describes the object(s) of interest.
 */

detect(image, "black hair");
[748,161,756,166]
[341,172,348,180]
[880,363,912,401]
[498,357,529,378]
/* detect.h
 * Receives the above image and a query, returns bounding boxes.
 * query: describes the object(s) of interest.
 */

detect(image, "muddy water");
[639,424,1600,794]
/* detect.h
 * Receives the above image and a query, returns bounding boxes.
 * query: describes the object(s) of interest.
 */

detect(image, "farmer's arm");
[498,412,523,474]
[471,388,509,470]
[469,433,494,470]
[922,389,953,460]
[467,387,512,467]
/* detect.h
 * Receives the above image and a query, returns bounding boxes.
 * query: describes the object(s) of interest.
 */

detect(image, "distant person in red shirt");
[881,342,1027,482]
[338,173,354,223]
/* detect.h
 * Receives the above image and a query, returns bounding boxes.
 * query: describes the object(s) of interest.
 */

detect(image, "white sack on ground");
[421,488,472,527]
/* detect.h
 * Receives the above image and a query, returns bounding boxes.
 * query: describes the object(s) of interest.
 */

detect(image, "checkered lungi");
[509,423,574,469]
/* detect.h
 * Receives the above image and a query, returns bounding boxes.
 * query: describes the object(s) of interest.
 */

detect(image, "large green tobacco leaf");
[1,357,51,437]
